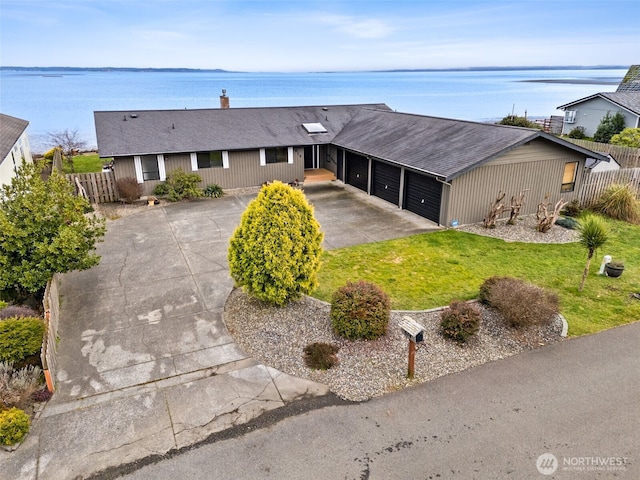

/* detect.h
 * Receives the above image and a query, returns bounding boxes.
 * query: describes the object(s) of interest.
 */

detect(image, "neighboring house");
[95,104,608,226]
[557,92,640,136]
[0,113,33,188]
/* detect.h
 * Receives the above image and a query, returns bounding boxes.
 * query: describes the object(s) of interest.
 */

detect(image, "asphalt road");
[115,321,640,480]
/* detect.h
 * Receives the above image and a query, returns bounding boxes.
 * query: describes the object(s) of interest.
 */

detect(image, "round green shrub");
[567,127,586,139]
[0,317,45,365]
[153,182,170,196]
[0,407,30,446]
[303,342,339,370]
[594,183,639,223]
[440,301,481,343]
[331,281,391,340]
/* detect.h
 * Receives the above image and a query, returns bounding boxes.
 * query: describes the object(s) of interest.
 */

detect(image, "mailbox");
[399,316,424,343]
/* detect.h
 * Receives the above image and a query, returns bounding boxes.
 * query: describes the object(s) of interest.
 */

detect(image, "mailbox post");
[399,316,425,379]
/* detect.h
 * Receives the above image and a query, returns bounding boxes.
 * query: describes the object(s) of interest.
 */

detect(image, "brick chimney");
[220,89,229,109]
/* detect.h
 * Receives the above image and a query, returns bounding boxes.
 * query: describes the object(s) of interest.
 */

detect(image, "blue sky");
[1,0,638,72]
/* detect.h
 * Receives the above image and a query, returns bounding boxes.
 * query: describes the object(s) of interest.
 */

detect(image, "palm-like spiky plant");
[578,215,610,291]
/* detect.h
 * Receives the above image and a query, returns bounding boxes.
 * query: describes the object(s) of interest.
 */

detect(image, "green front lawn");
[315,217,640,336]
[63,154,108,173]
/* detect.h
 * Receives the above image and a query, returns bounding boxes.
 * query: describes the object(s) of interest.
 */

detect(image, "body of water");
[0,68,626,153]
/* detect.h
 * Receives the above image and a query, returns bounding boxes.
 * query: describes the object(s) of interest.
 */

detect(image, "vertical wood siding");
[445,141,586,226]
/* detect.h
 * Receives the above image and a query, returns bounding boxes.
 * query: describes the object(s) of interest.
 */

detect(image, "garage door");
[346,151,369,192]
[403,171,442,223]
[372,161,401,205]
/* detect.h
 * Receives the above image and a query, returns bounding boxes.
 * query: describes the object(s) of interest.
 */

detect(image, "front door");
[304,146,314,169]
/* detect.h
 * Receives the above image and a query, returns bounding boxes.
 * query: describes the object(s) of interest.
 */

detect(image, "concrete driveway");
[2,182,439,480]
[53,182,436,402]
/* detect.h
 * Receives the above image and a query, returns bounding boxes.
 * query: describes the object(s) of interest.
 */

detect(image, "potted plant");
[605,261,625,278]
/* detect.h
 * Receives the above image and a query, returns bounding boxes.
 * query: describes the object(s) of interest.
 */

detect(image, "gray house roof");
[617,65,640,92]
[95,104,391,157]
[0,113,29,163]
[332,109,608,181]
[557,92,640,115]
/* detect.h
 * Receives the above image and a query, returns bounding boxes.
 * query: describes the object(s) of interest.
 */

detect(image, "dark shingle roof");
[557,92,640,115]
[0,113,29,163]
[332,109,603,181]
[94,104,391,157]
[617,65,640,92]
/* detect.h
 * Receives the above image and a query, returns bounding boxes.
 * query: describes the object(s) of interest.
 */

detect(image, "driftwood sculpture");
[536,195,568,233]
[483,191,506,228]
[507,189,528,225]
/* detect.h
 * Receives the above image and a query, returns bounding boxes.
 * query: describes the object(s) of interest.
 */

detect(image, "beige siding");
[113,148,306,195]
[444,140,586,226]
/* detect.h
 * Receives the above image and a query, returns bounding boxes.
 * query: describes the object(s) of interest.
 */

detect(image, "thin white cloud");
[316,13,393,39]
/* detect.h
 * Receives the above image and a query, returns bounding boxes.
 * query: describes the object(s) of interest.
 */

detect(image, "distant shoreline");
[0,65,629,74]
[520,78,621,85]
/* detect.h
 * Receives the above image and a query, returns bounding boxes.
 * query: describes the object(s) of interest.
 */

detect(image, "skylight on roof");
[302,122,328,134]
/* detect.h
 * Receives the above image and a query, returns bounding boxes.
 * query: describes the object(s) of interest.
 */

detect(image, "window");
[265,147,288,164]
[561,161,578,192]
[141,155,160,180]
[197,151,223,169]
[564,110,576,124]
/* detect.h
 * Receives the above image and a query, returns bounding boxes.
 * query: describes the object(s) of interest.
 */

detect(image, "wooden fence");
[579,168,640,206]
[42,274,61,392]
[66,171,117,203]
[564,139,640,168]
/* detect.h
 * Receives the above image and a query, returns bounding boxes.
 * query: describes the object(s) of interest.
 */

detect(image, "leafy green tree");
[578,215,609,292]
[0,161,106,299]
[228,181,323,306]
[593,111,626,144]
[610,128,640,148]
[498,115,541,129]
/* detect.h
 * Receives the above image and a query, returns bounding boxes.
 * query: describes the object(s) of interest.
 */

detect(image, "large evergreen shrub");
[228,181,323,306]
[593,111,626,144]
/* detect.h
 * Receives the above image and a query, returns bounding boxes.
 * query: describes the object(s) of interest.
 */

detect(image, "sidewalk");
[1,183,437,480]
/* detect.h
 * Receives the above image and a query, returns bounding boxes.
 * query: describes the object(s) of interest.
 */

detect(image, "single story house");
[557,92,640,136]
[0,113,33,188]
[95,103,609,226]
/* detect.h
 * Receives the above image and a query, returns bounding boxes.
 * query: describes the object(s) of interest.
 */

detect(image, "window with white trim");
[196,151,223,169]
[264,147,288,164]
[564,110,576,124]
[141,154,160,180]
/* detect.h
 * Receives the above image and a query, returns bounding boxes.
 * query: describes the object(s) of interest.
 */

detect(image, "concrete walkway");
[1,182,438,480]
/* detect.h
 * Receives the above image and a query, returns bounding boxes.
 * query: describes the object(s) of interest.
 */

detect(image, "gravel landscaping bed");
[224,290,564,402]
[225,216,571,402]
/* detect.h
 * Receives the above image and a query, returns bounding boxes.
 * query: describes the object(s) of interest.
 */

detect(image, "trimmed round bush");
[331,281,391,340]
[303,342,339,370]
[440,301,481,343]
[0,317,45,366]
[479,277,559,329]
[0,407,30,446]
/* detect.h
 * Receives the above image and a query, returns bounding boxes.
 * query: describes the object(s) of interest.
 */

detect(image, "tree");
[228,181,323,306]
[610,128,640,148]
[578,214,609,292]
[47,129,87,172]
[593,112,626,144]
[498,115,541,129]
[0,161,106,300]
